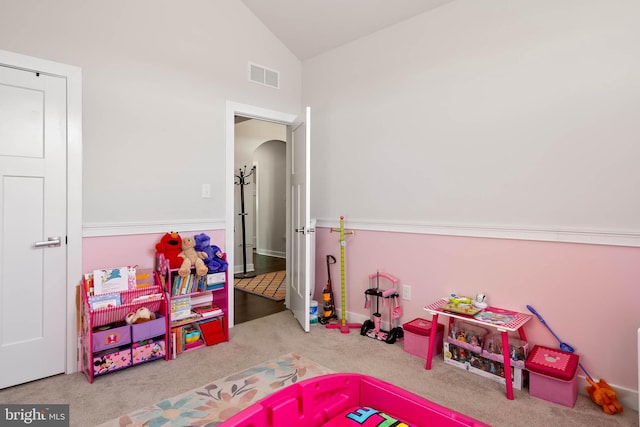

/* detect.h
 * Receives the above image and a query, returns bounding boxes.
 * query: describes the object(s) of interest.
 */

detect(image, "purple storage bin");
[131,315,166,342]
[92,324,131,352]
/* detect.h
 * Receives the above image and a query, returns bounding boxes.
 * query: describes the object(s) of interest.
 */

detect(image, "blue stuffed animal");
[194,233,228,273]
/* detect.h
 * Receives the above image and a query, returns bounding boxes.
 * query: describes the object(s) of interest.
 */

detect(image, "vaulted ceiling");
[240,0,455,60]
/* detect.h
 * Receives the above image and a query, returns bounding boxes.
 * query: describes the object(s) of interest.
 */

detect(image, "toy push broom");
[527,305,623,415]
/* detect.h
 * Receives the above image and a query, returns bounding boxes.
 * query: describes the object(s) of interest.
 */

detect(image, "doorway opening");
[233,116,287,324]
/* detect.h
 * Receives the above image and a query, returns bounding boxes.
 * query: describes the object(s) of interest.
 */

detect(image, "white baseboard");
[256,249,285,258]
[234,264,255,274]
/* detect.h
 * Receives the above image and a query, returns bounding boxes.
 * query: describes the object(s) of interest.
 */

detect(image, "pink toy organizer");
[80,282,169,383]
[223,373,489,427]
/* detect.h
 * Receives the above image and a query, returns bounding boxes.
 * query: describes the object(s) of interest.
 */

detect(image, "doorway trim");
[0,49,83,375]
[225,102,296,328]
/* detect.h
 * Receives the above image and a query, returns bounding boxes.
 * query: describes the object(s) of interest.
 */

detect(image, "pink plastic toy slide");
[222,373,490,427]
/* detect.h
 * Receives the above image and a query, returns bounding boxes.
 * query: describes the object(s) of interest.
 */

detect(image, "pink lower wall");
[82,228,639,392]
[82,230,225,273]
[313,227,640,391]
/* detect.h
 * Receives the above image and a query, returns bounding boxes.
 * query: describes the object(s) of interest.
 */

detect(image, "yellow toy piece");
[449,295,472,305]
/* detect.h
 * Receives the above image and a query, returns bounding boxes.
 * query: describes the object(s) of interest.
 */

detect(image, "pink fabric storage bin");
[525,345,579,407]
[402,318,444,359]
[132,338,165,364]
[93,348,131,376]
[131,315,166,342]
[92,324,131,352]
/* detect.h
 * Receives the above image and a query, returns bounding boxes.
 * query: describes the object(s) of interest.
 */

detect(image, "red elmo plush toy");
[155,232,183,269]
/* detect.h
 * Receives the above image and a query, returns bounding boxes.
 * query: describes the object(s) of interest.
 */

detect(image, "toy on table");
[449,294,472,305]
[473,293,488,309]
[441,294,482,315]
[178,236,209,278]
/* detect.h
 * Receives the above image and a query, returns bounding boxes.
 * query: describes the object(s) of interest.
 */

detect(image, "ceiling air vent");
[248,62,279,89]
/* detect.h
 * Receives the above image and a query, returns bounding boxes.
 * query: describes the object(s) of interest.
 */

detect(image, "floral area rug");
[100,353,332,427]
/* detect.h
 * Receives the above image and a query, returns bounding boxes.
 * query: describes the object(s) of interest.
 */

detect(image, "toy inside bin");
[525,345,579,407]
[402,318,444,359]
[482,333,528,369]
[447,320,488,354]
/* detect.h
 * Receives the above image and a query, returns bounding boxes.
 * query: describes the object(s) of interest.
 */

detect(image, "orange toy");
[586,377,623,415]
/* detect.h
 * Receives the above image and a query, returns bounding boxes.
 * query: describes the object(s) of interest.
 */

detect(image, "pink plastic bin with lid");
[402,318,445,359]
[525,345,579,407]
[222,373,489,427]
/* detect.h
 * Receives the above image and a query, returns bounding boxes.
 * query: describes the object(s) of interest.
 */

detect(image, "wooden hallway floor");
[234,252,287,325]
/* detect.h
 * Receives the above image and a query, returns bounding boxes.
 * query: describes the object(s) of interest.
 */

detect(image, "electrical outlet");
[402,284,411,301]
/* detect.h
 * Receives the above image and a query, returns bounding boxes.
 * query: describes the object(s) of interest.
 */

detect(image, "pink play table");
[423,300,532,400]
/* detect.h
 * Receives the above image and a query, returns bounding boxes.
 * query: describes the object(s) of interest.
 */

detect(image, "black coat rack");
[235,165,256,279]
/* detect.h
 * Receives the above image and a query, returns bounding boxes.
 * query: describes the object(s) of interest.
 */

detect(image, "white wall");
[0,0,301,233]
[303,0,640,243]
[254,140,287,257]
[234,119,287,268]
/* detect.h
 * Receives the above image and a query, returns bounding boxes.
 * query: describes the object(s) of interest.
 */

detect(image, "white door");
[289,107,312,332]
[0,65,67,388]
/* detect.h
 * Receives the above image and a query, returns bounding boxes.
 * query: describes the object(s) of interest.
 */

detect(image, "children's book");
[192,304,223,318]
[473,307,518,325]
[205,282,225,292]
[93,267,129,295]
[88,293,122,310]
[170,295,192,321]
[190,292,213,307]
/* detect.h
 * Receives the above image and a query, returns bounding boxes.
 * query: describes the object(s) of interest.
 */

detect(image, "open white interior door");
[288,107,312,332]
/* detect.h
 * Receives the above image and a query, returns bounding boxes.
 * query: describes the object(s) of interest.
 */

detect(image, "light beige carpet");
[0,311,637,427]
[234,271,286,301]
[98,352,332,426]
